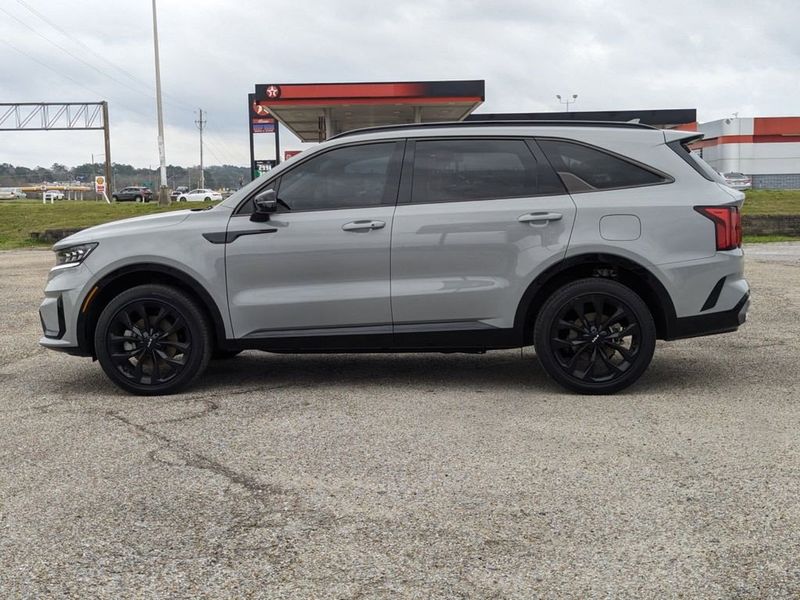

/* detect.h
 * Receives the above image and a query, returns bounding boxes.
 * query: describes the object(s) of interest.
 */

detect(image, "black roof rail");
[330,119,657,140]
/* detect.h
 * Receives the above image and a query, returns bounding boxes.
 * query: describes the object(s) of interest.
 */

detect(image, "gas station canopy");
[253,80,485,142]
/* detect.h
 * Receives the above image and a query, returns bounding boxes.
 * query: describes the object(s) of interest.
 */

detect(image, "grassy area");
[1,189,799,250]
[0,200,201,250]
[742,189,800,215]
[743,234,800,244]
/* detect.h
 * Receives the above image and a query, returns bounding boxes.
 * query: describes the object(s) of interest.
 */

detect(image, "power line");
[205,131,248,166]
[0,5,168,106]
[0,37,153,120]
[202,138,236,166]
[14,0,194,112]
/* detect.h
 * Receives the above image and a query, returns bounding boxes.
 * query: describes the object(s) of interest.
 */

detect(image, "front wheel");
[533,278,656,395]
[134,195,142,202]
[94,284,212,395]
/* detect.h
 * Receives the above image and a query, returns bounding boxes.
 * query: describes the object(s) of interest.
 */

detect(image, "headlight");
[55,242,98,266]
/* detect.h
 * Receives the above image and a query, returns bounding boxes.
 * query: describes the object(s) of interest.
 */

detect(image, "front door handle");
[518,212,563,224]
[341,220,386,232]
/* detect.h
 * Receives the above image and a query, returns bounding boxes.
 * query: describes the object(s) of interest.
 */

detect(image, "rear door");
[390,137,576,335]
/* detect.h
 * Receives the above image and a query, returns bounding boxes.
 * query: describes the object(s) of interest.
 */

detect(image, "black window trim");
[233,139,406,216]
[533,136,675,194]
[398,135,567,206]
[666,136,718,182]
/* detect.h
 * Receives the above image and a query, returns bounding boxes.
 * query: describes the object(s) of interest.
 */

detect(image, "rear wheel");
[134,195,142,202]
[204,197,211,202]
[533,278,656,394]
[94,284,211,395]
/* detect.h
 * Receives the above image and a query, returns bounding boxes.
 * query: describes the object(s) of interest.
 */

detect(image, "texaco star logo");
[265,85,281,99]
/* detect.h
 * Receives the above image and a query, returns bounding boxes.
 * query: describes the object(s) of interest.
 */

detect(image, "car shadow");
[56,349,737,399]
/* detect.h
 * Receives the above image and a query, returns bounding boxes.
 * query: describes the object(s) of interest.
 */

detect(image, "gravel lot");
[1,247,799,598]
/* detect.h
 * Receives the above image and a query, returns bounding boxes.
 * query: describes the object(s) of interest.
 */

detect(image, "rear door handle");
[518,212,563,224]
[341,220,386,232]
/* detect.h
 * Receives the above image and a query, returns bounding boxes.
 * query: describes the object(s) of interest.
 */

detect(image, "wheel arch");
[76,263,228,356]
[514,253,678,342]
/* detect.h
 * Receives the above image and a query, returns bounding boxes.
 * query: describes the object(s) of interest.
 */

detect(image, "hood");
[53,209,193,249]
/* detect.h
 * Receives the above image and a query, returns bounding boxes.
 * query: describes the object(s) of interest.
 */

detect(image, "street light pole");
[556,93,579,112]
[151,0,169,205]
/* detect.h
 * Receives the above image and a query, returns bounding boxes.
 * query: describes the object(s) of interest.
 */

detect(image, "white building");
[695,117,800,188]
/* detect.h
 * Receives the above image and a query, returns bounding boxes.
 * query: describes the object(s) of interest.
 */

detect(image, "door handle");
[341,220,386,232]
[518,212,563,224]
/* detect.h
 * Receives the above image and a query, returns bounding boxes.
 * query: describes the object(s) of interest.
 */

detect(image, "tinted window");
[412,139,538,203]
[538,139,666,192]
[277,142,400,211]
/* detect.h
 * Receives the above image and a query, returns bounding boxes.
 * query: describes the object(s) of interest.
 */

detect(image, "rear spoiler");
[663,129,704,144]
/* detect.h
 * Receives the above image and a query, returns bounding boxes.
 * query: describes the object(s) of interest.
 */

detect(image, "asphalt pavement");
[1,246,799,598]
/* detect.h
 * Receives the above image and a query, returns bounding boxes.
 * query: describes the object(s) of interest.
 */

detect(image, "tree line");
[0,162,250,191]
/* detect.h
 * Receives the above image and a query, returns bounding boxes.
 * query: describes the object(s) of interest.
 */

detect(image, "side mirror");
[251,188,278,221]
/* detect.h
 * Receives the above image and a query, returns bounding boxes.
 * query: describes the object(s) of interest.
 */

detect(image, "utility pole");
[195,108,206,188]
[151,0,169,205]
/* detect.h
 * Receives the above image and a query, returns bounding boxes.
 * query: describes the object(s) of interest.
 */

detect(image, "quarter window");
[411,139,539,203]
[537,139,667,192]
[277,142,400,211]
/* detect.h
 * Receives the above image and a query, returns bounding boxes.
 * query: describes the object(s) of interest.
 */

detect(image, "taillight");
[694,206,742,251]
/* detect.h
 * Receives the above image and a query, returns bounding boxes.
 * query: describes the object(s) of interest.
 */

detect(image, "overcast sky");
[1,0,798,169]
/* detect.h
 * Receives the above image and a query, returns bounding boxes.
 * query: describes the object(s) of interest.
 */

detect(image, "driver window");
[277,142,400,212]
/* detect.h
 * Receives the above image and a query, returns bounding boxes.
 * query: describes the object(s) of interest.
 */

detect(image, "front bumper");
[39,263,93,354]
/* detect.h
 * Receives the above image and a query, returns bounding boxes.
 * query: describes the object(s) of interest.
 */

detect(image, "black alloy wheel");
[95,285,211,395]
[534,278,656,394]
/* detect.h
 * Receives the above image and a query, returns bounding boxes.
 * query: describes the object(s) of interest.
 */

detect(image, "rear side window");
[538,139,667,192]
[667,139,726,183]
[411,139,538,203]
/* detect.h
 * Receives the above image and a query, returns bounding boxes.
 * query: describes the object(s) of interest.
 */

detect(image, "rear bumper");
[667,292,749,340]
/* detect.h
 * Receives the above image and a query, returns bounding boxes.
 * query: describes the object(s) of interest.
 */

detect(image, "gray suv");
[39,121,749,395]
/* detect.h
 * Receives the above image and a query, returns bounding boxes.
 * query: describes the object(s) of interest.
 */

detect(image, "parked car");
[0,187,27,199]
[722,172,752,190]
[39,121,749,396]
[170,186,189,200]
[112,186,153,202]
[176,188,223,202]
[44,190,64,201]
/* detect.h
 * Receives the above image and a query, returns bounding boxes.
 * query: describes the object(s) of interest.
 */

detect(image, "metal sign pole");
[248,94,256,181]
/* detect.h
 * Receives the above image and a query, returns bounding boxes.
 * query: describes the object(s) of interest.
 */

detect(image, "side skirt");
[224,327,523,354]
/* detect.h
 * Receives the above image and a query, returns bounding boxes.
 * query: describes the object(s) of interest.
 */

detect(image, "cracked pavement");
[1,247,799,598]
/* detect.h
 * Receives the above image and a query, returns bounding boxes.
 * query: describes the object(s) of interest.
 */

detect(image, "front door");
[225,141,404,341]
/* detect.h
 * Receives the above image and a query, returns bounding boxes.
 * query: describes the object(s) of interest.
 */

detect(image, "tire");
[94,284,212,395]
[204,197,211,202]
[179,197,186,202]
[533,278,656,395]
[212,349,242,360]
[111,195,118,202]
[135,195,142,203]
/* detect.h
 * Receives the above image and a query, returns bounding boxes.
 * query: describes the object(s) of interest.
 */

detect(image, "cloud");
[1,0,798,168]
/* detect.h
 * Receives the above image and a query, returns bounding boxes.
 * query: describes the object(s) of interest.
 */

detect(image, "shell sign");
[94,176,106,193]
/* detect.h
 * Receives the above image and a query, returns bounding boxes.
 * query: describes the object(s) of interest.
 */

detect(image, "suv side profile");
[39,121,749,395]
[112,186,153,202]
